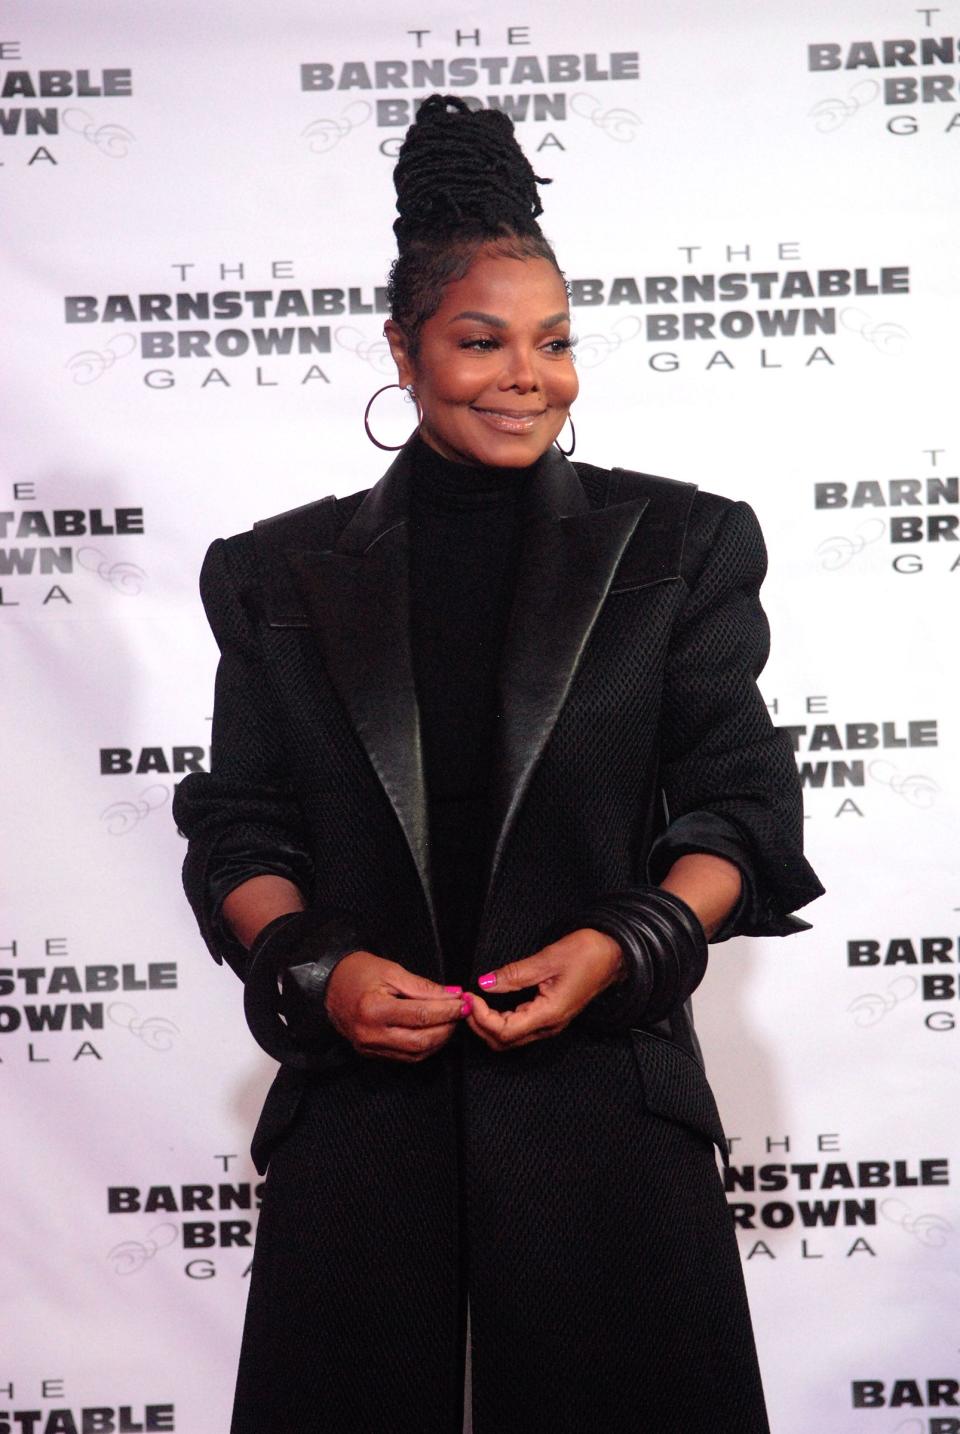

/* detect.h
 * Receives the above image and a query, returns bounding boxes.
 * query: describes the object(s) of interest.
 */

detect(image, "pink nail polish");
[478,972,497,990]
[460,994,474,1016]
[444,985,463,995]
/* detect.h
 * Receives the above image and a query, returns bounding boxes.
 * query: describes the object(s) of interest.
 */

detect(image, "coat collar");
[284,432,649,968]
[331,428,593,552]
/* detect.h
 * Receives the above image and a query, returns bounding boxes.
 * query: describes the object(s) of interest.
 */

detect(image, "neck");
[410,431,543,498]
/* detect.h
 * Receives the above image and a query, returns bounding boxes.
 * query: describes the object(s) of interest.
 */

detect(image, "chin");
[421,421,558,468]
[467,433,556,468]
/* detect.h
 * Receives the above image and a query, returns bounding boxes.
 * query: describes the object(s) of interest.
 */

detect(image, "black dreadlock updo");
[386,94,565,359]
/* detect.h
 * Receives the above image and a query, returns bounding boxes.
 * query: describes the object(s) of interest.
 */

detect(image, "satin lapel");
[283,440,441,954]
[474,452,649,942]
[282,436,649,966]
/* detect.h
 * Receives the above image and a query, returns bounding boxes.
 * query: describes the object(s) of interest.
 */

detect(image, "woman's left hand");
[465,927,625,1051]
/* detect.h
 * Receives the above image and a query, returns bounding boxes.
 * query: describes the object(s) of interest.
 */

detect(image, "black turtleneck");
[408,432,537,987]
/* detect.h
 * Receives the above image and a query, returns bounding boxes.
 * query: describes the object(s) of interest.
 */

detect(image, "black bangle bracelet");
[550,886,708,1030]
[243,906,379,1070]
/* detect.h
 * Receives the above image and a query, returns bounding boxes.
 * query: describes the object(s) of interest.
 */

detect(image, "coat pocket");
[628,1027,728,1159]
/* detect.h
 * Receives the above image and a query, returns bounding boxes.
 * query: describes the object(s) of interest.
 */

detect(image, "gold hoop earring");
[554,414,576,457]
[364,383,422,451]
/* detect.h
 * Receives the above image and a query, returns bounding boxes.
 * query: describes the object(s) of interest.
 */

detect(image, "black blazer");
[173,435,822,1434]
[175,433,821,1164]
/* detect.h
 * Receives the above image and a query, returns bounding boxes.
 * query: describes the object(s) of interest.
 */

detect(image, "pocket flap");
[250,1066,308,1175]
[629,1028,728,1159]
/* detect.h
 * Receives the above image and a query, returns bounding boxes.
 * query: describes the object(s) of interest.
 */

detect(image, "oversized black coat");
[174,434,823,1434]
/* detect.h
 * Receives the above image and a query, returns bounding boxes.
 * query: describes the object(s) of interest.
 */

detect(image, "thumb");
[477,951,555,993]
[389,966,462,1000]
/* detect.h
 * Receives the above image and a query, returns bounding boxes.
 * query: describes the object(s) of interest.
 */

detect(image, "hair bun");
[392,92,552,246]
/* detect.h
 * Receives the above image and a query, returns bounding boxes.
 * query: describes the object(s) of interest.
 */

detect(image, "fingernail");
[478,972,497,990]
[444,985,463,994]
[460,994,474,1016]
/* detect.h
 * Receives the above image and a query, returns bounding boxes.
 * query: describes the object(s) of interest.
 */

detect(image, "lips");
[471,406,547,434]
[472,407,546,418]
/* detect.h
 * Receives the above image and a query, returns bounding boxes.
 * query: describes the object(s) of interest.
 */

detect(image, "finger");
[367,993,466,1029]
[466,1012,562,1052]
[358,1046,430,1064]
[467,991,563,1049]
[358,1026,458,1057]
[358,1022,459,1060]
[386,966,463,1001]
[467,989,520,1036]
[463,993,509,1050]
[476,951,556,994]
[469,988,549,1031]
[469,1026,559,1052]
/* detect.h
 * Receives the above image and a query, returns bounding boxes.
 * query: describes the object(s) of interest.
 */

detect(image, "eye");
[456,334,578,356]
[543,336,577,354]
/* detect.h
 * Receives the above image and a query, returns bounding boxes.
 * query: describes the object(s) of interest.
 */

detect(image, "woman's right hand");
[324,950,468,1063]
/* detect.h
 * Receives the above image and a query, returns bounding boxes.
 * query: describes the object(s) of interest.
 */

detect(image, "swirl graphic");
[847,976,917,1028]
[570,93,641,142]
[65,333,137,386]
[335,327,394,373]
[881,1197,953,1248]
[816,518,886,570]
[108,1003,180,1052]
[574,316,643,369]
[107,1222,178,1275]
[100,784,169,835]
[76,546,147,595]
[868,761,939,809]
[808,79,880,133]
[301,100,372,154]
[62,108,136,157]
[840,307,910,355]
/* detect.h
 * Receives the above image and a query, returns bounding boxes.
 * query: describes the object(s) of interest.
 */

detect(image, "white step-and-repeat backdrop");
[3,2,958,1430]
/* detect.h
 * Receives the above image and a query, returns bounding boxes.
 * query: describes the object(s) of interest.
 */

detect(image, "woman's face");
[385,248,579,467]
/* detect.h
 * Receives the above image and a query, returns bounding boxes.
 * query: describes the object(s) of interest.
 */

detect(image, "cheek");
[552,366,579,406]
[423,362,477,407]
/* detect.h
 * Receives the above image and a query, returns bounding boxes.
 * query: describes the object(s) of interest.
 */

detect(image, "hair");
[385,94,565,360]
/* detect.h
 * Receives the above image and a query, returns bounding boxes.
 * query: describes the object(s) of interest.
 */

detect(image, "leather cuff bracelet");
[556,886,709,1030]
[242,907,377,1069]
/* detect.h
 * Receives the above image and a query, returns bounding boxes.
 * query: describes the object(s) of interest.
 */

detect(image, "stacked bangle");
[549,886,709,1030]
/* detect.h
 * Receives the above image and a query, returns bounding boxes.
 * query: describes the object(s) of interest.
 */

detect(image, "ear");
[383,320,416,390]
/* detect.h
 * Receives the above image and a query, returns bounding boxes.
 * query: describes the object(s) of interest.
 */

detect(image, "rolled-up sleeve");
[172,536,315,978]
[648,498,823,937]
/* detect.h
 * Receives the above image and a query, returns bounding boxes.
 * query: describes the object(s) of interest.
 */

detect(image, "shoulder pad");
[253,495,341,628]
[606,466,698,589]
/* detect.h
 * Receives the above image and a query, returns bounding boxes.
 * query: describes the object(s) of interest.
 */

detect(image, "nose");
[498,342,538,393]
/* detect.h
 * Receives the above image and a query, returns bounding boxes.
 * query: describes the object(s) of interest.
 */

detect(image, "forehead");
[434,251,569,323]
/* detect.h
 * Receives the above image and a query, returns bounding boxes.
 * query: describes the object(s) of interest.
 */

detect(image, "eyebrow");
[447,309,571,330]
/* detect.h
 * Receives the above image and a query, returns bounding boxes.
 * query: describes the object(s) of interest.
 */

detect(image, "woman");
[173,94,823,1434]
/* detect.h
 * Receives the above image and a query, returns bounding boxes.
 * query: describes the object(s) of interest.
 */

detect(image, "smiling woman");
[173,92,823,1434]
[384,253,579,466]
